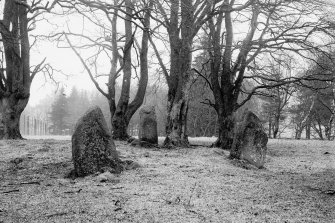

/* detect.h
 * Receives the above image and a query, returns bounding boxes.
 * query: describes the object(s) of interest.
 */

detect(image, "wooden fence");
[20,115,49,135]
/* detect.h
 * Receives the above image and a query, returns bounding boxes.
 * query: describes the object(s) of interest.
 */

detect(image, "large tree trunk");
[207,10,237,150]
[273,115,280,138]
[111,0,133,140]
[112,113,129,140]
[124,0,152,129]
[163,0,193,148]
[152,0,216,147]
[164,88,190,147]
[163,49,191,147]
[109,0,151,140]
[295,128,302,139]
[107,1,118,139]
[0,1,32,139]
[0,97,28,139]
[206,3,260,152]
[211,110,234,150]
[218,115,235,150]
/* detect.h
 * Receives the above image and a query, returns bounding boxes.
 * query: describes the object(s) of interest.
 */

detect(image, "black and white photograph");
[0,0,335,222]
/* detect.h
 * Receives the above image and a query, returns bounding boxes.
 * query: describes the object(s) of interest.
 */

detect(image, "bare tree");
[57,0,152,140]
[150,0,222,147]
[0,0,56,139]
[289,50,335,140]
[193,0,335,151]
[308,55,335,140]
[261,61,295,138]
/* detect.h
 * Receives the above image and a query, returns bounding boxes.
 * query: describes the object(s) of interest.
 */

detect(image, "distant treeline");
[23,82,260,137]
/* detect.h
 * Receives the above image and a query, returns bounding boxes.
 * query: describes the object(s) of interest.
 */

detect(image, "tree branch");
[64,33,108,98]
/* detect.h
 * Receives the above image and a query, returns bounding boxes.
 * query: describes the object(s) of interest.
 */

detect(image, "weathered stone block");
[139,106,158,145]
[71,106,122,177]
[230,111,268,168]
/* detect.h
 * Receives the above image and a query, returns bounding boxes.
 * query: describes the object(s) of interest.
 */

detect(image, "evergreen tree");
[49,87,69,135]
[90,91,111,128]
[66,87,91,133]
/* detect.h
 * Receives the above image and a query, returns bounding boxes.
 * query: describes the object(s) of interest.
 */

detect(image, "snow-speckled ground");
[1,138,335,222]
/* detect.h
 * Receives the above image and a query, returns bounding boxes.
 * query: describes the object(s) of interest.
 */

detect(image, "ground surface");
[0,138,335,223]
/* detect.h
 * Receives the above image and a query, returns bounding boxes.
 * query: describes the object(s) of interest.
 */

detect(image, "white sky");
[30,40,98,105]
[0,1,95,106]
[29,12,112,105]
[26,0,335,106]
[28,4,162,106]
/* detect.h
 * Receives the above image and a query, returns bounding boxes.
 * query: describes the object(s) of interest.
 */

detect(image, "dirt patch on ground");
[0,139,335,222]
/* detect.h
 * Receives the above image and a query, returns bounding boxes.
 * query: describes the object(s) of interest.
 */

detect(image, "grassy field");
[0,138,335,222]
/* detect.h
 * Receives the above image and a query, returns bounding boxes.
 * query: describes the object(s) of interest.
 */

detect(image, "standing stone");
[138,106,158,145]
[229,111,268,168]
[71,106,122,177]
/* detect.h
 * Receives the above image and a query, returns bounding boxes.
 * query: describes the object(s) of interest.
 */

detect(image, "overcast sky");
[29,12,109,106]
[29,41,97,105]
[26,0,335,106]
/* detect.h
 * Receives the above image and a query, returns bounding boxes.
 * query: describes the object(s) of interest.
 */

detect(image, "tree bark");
[111,0,151,140]
[273,115,280,138]
[111,0,133,140]
[0,97,28,139]
[125,0,152,127]
[112,114,129,140]
[211,109,234,150]
[163,46,192,147]
[217,115,235,150]
[268,118,272,138]
[107,0,119,136]
[325,119,333,140]
[164,88,190,147]
[163,0,193,148]
[151,0,216,147]
[295,129,302,139]
[313,121,324,140]
[0,1,32,139]
[305,122,311,139]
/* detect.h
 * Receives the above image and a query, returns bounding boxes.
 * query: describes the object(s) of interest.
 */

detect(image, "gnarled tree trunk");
[0,97,29,139]
[206,3,260,151]
[163,37,192,147]
[111,0,151,140]
[164,88,190,147]
[151,0,219,147]
[272,115,280,138]
[65,0,152,141]
[0,1,34,139]
[211,108,235,150]
[162,0,195,148]
[111,0,133,140]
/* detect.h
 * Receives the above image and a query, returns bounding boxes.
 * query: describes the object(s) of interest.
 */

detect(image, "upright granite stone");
[229,111,268,168]
[138,106,158,145]
[71,106,122,177]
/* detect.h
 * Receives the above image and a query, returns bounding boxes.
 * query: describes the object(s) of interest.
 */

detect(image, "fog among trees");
[0,0,335,146]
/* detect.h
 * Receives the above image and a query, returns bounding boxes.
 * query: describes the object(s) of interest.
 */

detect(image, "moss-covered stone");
[139,106,158,145]
[230,111,268,168]
[71,106,122,177]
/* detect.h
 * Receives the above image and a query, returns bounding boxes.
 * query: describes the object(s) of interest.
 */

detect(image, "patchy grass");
[0,138,334,222]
